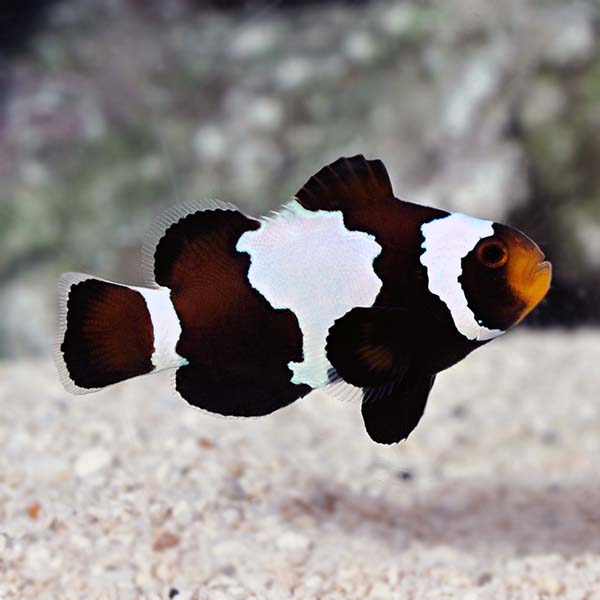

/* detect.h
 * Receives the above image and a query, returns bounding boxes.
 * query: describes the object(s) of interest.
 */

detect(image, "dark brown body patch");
[151,208,311,415]
[61,279,154,389]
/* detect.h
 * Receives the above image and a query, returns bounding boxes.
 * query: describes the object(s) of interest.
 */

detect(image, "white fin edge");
[322,373,400,408]
[54,272,105,396]
[141,198,241,288]
[321,372,364,407]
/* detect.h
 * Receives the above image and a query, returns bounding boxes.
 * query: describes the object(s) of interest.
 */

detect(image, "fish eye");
[477,240,508,268]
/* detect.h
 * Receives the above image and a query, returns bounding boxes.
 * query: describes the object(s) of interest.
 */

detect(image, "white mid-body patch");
[236,200,382,388]
[134,286,187,370]
[420,212,504,342]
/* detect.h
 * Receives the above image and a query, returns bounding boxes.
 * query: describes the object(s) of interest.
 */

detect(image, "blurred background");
[0,0,599,357]
[2,3,600,597]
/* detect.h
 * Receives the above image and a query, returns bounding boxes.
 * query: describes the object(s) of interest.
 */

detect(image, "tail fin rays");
[55,273,100,395]
[54,274,156,394]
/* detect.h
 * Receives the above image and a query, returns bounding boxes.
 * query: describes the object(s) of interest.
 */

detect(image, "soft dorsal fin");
[141,198,240,288]
[295,155,395,213]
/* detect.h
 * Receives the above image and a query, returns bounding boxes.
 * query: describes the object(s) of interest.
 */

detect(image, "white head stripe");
[420,213,504,342]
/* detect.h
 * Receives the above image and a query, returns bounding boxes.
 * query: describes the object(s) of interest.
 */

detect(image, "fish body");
[55,156,551,444]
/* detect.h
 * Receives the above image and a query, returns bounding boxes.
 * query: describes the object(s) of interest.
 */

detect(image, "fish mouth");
[531,259,552,285]
[497,223,552,323]
[519,259,552,320]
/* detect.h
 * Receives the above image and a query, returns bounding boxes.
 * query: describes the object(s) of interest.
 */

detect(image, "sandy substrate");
[0,331,599,599]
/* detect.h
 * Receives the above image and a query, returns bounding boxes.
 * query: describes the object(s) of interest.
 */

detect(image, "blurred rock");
[0,269,56,356]
[0,0,63,56]
[192,125,228,163]
[519,78,566,129]
[541,7,596,69]
[246,97,285,132]
[229,23,281,60]
[74,446,113,478]
[275,56,313,90]
[0,0,599,357]
[344,31,378,65]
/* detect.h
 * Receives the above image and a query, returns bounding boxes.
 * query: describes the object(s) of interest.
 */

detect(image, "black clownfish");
[54,156,551,444]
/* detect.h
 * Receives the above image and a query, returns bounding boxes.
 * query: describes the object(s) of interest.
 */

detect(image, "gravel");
[0,330,599,598]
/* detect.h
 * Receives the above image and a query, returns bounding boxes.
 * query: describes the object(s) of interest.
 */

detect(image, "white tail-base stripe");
[134,286,187,370]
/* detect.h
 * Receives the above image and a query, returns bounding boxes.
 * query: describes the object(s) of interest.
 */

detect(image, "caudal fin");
[55,274,157,394]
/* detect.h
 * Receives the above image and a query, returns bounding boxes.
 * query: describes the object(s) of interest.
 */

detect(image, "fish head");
[460,222,552,332]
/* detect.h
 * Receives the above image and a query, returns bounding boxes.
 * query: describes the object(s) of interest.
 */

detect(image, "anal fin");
[361,369,436,444]
[175,363,311,418]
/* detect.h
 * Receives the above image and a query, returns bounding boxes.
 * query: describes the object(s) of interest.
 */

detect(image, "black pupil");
[482,244,505,264]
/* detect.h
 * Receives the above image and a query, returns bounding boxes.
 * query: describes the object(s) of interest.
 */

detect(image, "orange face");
[460,224,552,331]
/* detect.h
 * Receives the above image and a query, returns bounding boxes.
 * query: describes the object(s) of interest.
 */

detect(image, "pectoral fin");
[325,306,412,388]
[325,306,436,444]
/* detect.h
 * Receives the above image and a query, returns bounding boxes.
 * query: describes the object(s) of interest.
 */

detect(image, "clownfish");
[54,156,551,444]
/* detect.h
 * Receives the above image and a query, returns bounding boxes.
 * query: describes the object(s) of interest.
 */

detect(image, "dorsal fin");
[295,155,395,213]
[141,199,240,288]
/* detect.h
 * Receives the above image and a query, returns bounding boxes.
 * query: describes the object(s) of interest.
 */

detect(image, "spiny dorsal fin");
[295,155,395,213]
